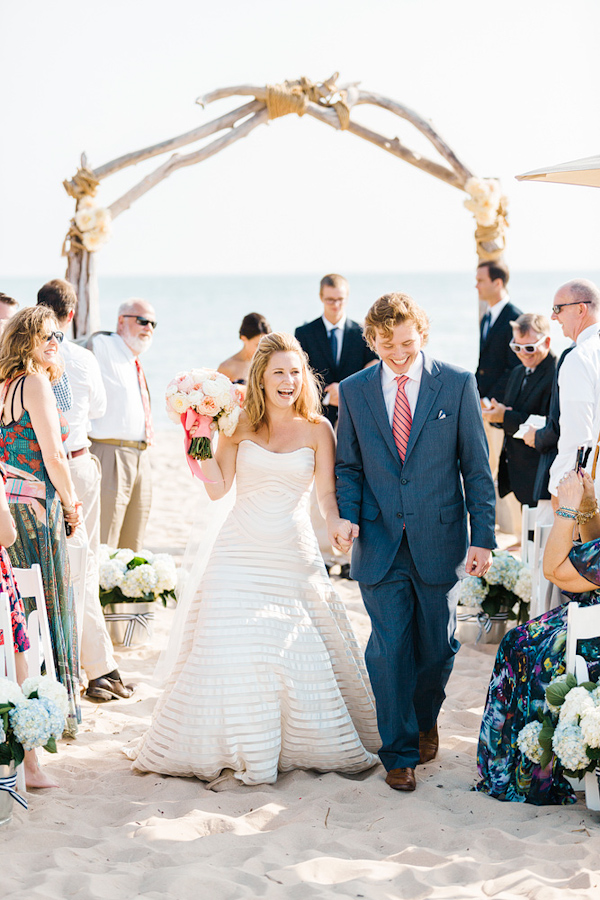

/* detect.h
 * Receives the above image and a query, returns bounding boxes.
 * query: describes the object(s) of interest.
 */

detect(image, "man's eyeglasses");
[551,300,592,315]
[509,336,547,354]
[43,331,64,344]
[122,315,158,329]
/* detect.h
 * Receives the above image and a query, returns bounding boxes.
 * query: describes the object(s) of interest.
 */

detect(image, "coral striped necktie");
[135,358,153,446]
[392,375,412,461]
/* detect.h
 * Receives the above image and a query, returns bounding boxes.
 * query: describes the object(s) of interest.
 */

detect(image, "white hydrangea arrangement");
[458,549,531,624]
[0,675,68,766]
[98,545,177,606]
[517,672,600,778]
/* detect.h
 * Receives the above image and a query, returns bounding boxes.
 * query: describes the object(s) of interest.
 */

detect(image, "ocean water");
[3,271,597,428]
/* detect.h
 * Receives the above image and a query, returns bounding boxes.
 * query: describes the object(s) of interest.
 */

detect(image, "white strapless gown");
[130,440,380,784]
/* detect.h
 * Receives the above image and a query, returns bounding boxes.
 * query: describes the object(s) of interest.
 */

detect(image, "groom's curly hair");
[245,332,321,430]
[364,292,430,351]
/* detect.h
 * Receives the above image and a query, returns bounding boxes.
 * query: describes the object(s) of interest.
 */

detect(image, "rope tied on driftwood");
[475,197,508,263]
[266,73,350,129]
[61,221,85,258]
[63,167,100,201]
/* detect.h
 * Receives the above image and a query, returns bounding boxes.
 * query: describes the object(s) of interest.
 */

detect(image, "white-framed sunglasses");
[509,336,547,354]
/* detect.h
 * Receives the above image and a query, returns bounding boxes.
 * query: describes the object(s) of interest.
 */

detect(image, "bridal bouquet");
[165,368,243,479]
[459,549,531,624]
[98,546,177,607]
[0,675,68,766]
[518,674,600,777]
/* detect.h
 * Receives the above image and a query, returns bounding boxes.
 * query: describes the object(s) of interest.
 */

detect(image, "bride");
[131,332,380,784]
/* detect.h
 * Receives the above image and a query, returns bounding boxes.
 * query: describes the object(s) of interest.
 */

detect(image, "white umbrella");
[516,154,600,187]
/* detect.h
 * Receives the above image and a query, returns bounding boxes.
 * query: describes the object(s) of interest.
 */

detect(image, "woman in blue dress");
[476,469,600,805]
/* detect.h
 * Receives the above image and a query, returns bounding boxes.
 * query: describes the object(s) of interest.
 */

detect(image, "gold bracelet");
[578,506,600,524]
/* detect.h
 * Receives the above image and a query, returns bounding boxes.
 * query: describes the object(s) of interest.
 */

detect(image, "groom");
[336,292,496,792]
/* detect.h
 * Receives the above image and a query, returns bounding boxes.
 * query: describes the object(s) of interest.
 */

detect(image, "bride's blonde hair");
[245,332,322,431]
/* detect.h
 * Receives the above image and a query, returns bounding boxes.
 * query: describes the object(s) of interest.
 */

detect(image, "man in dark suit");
[336,293,496,792]
[483,314,556,508]
[295,273,378,426]
[475,259,523,535]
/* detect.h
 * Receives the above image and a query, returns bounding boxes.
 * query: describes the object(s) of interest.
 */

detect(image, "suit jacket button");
[401,478,408,485]
[397,512,403,518]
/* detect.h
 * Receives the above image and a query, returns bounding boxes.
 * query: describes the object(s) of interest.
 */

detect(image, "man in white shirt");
[548,279,600,497]
[38,279,133,702]
[89,299,156,553]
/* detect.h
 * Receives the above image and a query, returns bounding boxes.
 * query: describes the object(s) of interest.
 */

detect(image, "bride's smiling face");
[262,351,303,409]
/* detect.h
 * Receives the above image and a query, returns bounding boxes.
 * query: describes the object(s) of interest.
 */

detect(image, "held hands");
[465,546,492,577]
[328,518,359,554]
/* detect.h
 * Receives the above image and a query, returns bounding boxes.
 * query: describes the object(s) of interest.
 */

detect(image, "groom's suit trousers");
[359,533,458,771]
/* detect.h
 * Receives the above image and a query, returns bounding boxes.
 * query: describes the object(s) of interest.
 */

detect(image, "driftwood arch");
[62,74,508,337]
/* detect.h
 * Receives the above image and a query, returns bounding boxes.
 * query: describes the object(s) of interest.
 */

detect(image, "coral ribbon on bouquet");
[181,409,213,482]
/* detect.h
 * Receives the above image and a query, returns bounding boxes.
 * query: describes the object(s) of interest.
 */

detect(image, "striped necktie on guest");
[134,357,154,446]
[392,375,412,462]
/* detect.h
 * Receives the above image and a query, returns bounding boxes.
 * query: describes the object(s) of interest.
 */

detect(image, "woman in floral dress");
[476,469,600,805]
[0,306,82,737]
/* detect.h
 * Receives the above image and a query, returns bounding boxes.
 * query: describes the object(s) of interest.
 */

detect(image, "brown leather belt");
[67,447,88,459]
[92,438,148,451]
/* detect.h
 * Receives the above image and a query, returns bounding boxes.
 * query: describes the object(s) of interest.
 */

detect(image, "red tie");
[392,375,412,461]
[135,358,153,446]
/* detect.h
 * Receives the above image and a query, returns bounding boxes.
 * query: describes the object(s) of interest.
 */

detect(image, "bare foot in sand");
[24,750,59,789]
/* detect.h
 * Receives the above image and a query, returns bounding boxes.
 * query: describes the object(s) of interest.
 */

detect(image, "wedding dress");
[130,440,380,784]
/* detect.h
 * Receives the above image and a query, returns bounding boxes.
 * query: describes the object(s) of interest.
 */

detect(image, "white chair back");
[530,523,553,619]
[521,504,537,568]
[0,591,17,681]
[67,539,89,664]
[12,565,57,680]
[565,601,600,810]
[0,591,27,794]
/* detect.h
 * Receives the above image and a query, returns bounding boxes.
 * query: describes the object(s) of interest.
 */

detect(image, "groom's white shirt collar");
[380,351,424,423]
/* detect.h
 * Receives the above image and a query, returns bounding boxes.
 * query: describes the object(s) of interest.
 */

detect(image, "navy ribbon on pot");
[457,609,508,643]
[103,610,155,647]
[0,771,28,809]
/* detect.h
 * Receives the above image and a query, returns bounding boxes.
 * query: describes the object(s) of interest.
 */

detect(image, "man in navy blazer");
[336,293,496,792]
[295,274,378,427]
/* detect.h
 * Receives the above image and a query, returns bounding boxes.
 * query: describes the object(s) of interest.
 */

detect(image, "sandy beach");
[3,429,600,900]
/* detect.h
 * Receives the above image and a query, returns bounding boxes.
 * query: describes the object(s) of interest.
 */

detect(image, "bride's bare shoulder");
[232,410,254,443]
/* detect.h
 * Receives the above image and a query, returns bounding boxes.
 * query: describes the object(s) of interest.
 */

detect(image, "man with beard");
[89,299,156,551]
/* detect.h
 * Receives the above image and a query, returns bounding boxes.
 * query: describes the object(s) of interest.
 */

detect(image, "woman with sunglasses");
[0,306,82,736]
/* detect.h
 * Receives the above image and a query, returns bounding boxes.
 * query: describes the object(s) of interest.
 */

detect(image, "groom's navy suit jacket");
[336,355,496,585]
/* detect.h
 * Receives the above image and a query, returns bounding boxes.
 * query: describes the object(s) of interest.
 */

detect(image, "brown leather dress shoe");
[419,723,439,764]
[385,767,416,791]
[86,673,135,702]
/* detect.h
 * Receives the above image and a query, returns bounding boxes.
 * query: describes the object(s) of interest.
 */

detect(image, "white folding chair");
[565,601,600,810]
[12,565,57,680]
[521,504,537,569]
[67,538,89,665]
[530,523,554,619]
[0,591,27,794]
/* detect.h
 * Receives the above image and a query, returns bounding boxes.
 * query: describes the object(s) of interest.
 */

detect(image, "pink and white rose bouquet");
[165,368,243,478]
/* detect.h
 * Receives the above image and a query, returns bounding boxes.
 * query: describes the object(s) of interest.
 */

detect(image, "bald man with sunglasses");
[89,298,157,551]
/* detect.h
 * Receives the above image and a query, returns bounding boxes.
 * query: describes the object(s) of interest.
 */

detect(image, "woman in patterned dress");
[0,306,82,736]
[476,468,600,805]
[0,461,58,787]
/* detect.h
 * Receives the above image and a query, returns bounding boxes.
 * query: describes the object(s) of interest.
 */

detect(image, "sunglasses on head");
[43,331,64,344]
[122,315,157,329]
[509,336,546,354]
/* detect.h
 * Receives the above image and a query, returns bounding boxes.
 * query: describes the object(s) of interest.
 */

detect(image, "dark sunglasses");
[551,300,591,315]
[122,315,158,329]
[43,331,64,344]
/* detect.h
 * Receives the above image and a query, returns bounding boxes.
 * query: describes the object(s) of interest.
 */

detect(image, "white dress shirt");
[485,295,511,328]
[548,323,600,494]
[60,339,107,453]
[381,352,424,425]
[322,314,346,366]
[88,334,147,442]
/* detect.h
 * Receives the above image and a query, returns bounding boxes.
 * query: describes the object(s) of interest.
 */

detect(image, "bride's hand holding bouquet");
[165,369,243,480]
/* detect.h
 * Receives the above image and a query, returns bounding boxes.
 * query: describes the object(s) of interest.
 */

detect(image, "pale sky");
[2,0,600,277]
